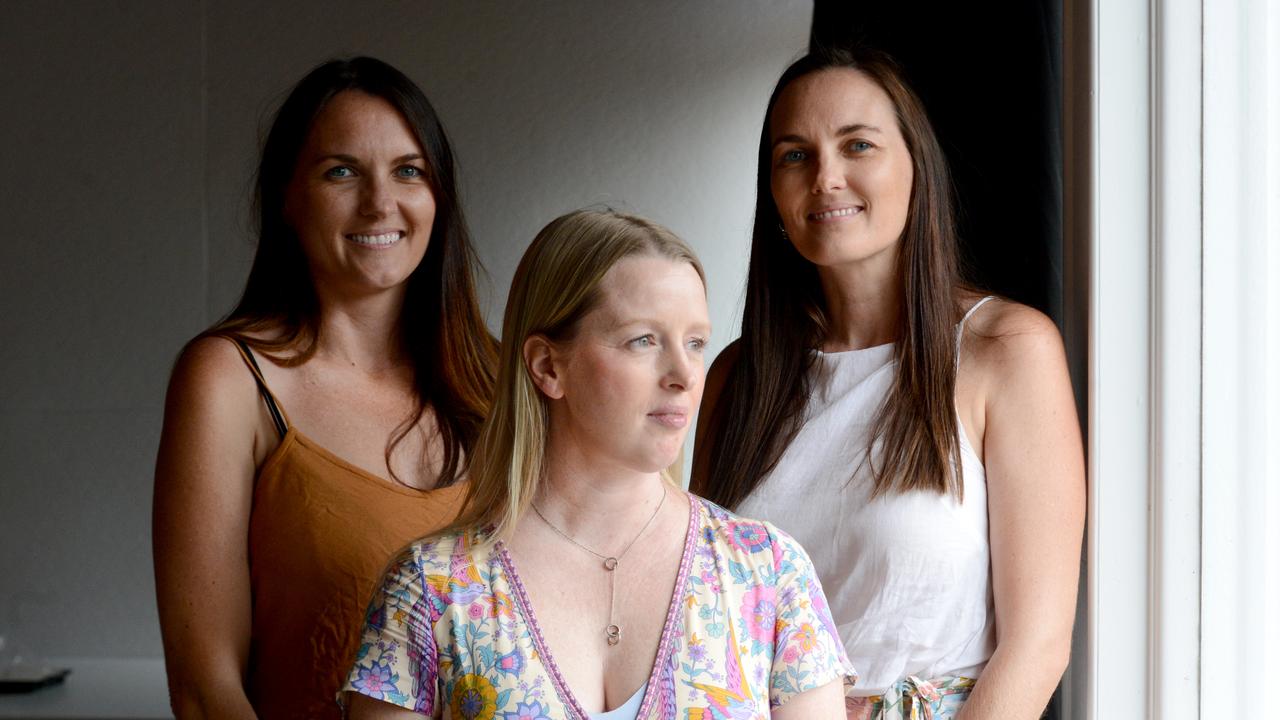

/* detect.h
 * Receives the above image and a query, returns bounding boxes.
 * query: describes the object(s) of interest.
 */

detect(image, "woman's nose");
[663,346,699,391]
[359,177,394,218]
[811,153,847,194]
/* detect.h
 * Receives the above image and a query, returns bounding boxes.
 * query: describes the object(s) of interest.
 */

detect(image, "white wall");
[0,1,812,659]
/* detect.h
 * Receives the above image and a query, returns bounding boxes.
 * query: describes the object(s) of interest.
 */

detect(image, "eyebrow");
[771,124,883,148]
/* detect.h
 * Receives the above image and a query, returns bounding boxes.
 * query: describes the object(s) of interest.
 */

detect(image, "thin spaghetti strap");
[230,338,289,439]
[955,295,997,370]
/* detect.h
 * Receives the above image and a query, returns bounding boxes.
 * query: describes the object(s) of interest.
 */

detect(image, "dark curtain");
[811,0,1064,324]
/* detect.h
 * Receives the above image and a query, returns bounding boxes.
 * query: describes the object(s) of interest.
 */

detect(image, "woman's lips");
[648,410,689,429]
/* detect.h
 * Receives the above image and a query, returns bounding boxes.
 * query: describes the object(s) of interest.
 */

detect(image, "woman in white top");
[691,47,1085,719]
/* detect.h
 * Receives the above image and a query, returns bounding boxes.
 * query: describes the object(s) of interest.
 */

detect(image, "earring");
[778,222,789,241]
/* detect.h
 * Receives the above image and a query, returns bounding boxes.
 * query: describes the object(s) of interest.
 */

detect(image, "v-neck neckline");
[496,494,701,720]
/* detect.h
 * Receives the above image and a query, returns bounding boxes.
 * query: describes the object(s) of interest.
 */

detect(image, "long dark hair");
[692,46,967,507]
[206,56,497,486]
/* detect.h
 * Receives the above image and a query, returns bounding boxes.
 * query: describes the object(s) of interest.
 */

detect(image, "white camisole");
[734,298,996,696]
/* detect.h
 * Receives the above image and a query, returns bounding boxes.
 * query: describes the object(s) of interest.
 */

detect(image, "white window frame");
[1067,0,1280,717]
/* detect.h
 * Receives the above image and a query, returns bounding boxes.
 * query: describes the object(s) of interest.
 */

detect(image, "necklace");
[530,483,667,646]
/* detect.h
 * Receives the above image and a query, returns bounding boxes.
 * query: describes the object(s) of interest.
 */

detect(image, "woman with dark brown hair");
[152,57,496,719]
[692,47,1084,719]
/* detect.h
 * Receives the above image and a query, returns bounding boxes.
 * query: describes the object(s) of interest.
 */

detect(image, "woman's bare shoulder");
[173,332,254,384]
[966,295,1058,336]
[164,334,273,427]
[960,296,1068,390]
[170,322,297,390]
[155,330,285,498]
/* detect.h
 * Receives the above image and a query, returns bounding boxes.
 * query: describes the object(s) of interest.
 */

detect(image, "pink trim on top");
[496,492,700,720]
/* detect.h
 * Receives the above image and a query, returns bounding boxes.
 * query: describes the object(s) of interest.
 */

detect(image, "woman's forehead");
[587,256,708,326]
[770,68,898,138]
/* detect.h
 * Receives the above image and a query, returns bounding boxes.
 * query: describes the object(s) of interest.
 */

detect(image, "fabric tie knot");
[844,675,975,719]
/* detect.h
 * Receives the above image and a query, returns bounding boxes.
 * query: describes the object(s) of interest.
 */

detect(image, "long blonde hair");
[445,208,705,543]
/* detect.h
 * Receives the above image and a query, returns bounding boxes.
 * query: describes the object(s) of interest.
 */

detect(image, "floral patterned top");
[340,495,855,719]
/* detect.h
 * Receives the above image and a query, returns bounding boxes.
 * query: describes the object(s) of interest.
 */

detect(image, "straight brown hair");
[692,46,968,507]
[204,57,497,487]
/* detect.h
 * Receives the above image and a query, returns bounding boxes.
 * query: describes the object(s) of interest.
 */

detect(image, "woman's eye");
[849,141,873,153]
[396,165,425,178]
[781,149,806,163]
[325,166,354,178]
[629,335,656,349]
[687,337,707,352]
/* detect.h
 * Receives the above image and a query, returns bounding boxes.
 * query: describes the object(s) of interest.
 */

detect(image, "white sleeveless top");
[734,298,996,696]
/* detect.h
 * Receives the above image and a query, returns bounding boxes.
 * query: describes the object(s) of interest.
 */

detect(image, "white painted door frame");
[1066,0,1280,717]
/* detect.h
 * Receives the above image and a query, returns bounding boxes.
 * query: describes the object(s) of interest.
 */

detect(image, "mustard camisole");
[231,340,467,719]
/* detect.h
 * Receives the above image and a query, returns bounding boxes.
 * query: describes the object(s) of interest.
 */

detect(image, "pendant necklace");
[530,483,667,646]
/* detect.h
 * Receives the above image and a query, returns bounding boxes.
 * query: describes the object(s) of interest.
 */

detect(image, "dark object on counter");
[0,665,71,693]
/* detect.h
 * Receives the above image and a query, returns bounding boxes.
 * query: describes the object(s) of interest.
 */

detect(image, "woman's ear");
[523,335,564,400]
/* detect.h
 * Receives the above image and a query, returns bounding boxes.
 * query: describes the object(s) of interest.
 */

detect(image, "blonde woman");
[340,209,853,719]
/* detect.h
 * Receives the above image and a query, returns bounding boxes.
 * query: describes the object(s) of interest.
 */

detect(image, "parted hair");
[692,46,969,507]
[445,209,704,543]
[203,56,496,487]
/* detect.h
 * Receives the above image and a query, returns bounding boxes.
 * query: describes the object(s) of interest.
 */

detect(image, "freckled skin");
[285,90,436,298]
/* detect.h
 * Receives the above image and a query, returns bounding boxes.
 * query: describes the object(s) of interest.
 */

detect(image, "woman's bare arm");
[153,337,265,719]
[956,305,1085,720]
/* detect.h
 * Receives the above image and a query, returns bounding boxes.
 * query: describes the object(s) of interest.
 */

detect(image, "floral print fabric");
[341,495,854,719]
[844,675,974,720]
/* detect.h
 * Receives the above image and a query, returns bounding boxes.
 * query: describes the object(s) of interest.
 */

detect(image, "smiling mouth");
[346,231,403,247]
[808,207,863,221]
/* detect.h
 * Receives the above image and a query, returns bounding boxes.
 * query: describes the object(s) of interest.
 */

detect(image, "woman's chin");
[644,446,686,477]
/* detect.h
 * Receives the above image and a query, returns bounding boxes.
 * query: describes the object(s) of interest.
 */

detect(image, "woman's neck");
[312,290,411,372]
[816,257,903,351]
[533,435,668,552]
